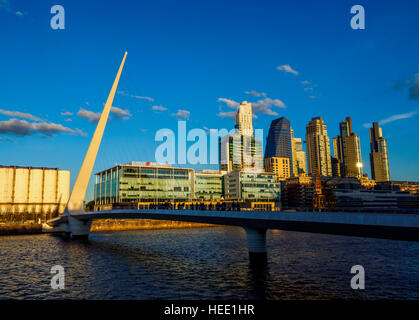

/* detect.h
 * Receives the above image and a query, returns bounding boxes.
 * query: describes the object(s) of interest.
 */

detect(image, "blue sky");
[1,0,419,198]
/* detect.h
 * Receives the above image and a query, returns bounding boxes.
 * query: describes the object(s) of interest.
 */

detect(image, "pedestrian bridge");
[46,208,419,241]
[43,52,419,265]
[44,207,419,264]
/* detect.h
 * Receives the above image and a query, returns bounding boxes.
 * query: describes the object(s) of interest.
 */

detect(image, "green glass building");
[94,162,281,209]
[194,170,224,200]
[224,171,281,202]
[94,162,194,206]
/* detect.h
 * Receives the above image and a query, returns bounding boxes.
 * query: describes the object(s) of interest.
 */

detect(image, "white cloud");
[118,90,154,102]
[172,109,190,120]
[34,122,86,136]
[0,109,41,121]
[218,96,286,118]
[277,64,299,75]
[15,10,26,16]
[78,106,131,122]
[252,98,286,116]
[131,95,154,102]
[301,80,311,85]
[245,90,267,98]
[152,105,168,112]
[217,98,240,109]
[217,111,236,119]
[60,111,73,116]
[77,108,101,123]
[0,118,86,137]
[363,111,417,128]
[111,106,131,120]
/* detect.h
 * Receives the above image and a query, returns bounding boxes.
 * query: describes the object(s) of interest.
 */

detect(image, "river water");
[0,227,418,299]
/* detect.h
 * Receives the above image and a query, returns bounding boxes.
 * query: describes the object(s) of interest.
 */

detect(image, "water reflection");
[0,227,418,299]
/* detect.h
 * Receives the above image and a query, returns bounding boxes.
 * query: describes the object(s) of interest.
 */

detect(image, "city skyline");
[1,0,419,191]
[1,1,419,303]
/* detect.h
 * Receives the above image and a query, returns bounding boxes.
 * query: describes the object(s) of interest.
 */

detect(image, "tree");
[85,201,95,212]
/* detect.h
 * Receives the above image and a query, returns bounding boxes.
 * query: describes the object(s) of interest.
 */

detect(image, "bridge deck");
[49,209,419,242]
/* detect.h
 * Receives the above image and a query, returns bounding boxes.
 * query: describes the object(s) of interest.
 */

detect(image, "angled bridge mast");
[65,51,127,215]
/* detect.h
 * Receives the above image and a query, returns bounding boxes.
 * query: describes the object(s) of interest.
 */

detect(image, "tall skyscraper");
[235,101,253,136]
[219,101,263,172]
[290,128,298,177]
[331,156,341,177]
[264,117,294,176]
[293,137,307,174]
[305,116,332,176]
[219,134,263,172]
[369,122,390,182]
[333,117,363,178]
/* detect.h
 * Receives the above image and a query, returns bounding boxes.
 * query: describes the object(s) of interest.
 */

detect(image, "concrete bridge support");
[68,216,92,240]
[244,227,268,266]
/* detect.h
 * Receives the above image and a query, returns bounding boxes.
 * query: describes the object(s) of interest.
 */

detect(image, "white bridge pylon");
[66,52,127,216]
[43,52,127,238]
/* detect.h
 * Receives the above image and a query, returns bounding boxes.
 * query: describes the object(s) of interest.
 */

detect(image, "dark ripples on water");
[0,227,418,299]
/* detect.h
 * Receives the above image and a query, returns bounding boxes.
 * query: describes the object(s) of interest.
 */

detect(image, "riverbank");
[0,223,43,235]
[0,219,215,236]
[91,219,214,232]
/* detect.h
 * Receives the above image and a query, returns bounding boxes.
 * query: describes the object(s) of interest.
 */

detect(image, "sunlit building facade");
[223,171,281,202]
[305,116,332,176]
[369,122,390,182]
[333,117,363,178]
[264,156,291,181]
[331,157,341,177]
[194,170,224,200]
[235,101,253,136]
[94,162,194,205]
[294,137,306,175]
[0,166,70,216]
[94,162,280,207]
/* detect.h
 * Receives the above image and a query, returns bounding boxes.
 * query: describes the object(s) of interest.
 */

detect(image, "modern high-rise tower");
[369,122,390,182]
[235,101,253,136]
[333,117,363,178]
[219,134,263,172]
[305,116,332,176]
[293,137,306,174]
[290,128,298,177]
[219,101,262,172]
[264,117,294,176]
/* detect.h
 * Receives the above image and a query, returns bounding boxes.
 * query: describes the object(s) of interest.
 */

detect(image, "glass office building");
[264,117,294,176]
[219,134,263,172]
[224,171,281,202]
[194,170,224,201]
[94,162,194,205]
[95,162,281,209]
